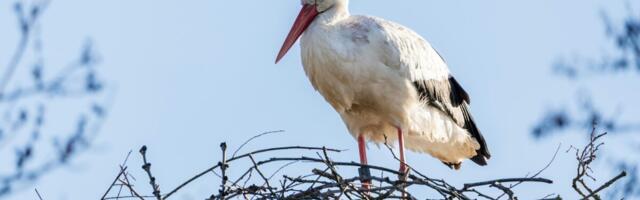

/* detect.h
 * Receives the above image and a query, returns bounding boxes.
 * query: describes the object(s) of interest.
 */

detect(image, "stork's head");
[275,0,348,63]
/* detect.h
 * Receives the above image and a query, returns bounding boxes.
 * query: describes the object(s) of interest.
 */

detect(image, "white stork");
[275,0,490,180]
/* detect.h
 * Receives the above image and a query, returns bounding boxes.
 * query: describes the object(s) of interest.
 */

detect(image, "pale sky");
[1,0,638,199]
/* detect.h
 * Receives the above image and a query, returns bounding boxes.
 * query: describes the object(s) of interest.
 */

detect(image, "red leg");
[397,128,408,198]
[397,128,407,174]
[358,135,368,165]
[358,134,371,190]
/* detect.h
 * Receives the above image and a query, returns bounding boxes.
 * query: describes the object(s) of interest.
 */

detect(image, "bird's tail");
[470,154,488,166]
[461,105,491,166]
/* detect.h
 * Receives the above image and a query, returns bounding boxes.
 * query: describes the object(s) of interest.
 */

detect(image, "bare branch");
[582,171,627,200]
[139,146,161,200]
[570,126,627,199]
[104,141,559,200]
[232,130,284,158]
[34,188,43,200]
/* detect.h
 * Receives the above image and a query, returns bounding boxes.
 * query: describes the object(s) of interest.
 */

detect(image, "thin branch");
[248,154,276,198]
[162,146,341,199]
[101,166,128,200]
[232,130,284,158]
[139,146,161,200]
[219,142,229,200]
[103,133,628,200]
[117,175,145,200]
[582,171,628,200]
[463,178,553,189]
[35,188,43,200]
[497,143,562,199]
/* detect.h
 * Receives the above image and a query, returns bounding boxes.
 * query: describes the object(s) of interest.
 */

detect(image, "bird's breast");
[300,34,357,112]
[300,28,414,124]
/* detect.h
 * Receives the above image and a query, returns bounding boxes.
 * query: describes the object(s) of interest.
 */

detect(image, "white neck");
[315,1,350,25]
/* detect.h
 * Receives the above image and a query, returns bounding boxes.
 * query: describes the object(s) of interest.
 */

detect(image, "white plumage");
[277,0,489,169]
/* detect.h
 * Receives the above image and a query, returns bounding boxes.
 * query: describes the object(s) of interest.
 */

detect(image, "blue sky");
[2,0,638,199]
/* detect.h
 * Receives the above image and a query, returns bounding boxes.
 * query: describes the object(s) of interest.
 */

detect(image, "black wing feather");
[413,76,490,166]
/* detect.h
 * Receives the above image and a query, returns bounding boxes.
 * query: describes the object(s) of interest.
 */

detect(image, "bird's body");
[276,0,490,170]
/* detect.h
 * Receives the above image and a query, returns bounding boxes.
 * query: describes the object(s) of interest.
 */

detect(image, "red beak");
[275,4,319,64]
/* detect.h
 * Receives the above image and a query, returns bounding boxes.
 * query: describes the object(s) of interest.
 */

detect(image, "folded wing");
[369,16,491,165]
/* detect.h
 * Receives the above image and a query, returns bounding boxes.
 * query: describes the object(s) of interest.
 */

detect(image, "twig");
[101,166,128,200]
[118,173,146,200]
[497,143,561,199]
[491,182,514,199]
[35,188,43,200]
[569,126,627,199]
[162,146,341,199]
[101,150,132,199]
[581,171,627,200]
[219,142,229,200]
[139,146,161,200]
[463,177,553,188]
[248,154,276,198]
[232,130,284,157]
[103,141,585,199]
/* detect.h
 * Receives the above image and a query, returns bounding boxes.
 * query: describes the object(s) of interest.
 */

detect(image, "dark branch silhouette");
[99,132,579,200]
[568,127,627,199]
[102,128,627,200]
